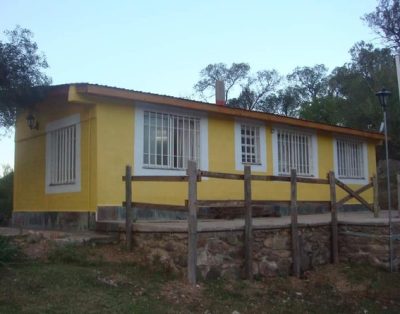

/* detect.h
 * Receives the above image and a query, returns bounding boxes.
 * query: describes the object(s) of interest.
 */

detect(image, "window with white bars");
[143,111,200,170]
[276,128,314,176]
[336,139,365,179]
[48,125,77,185]
[45,114,81,194]
[240,124,261,164]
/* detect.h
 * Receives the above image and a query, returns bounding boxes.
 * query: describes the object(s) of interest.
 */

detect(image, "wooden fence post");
[244,165,253,280]
[329,171,339,264]
[187,160,198,285]
[373,175,380,218]
[397,174,400,216]
[290,169,300,278]
[125,165,133,251]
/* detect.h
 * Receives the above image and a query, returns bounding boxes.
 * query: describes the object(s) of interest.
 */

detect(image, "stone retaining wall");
[339,223,400,270]
[130,225,331,280]
[130,222,400,280]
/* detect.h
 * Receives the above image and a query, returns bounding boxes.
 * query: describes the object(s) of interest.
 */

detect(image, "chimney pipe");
[215,80,225,106]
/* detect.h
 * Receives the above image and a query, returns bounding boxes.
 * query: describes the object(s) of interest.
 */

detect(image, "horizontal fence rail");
[123,175,191,182]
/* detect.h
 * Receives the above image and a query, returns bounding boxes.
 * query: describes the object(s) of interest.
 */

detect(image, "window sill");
[45,183,81,194]
[241,162,262,166]
[277,173,315,178]
[336,177,369,185]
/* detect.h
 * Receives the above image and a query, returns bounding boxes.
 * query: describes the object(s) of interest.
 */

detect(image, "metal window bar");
[337,139,364,179]
[49,124,76,185]
[277,129,313,176]
[143,111,200,170]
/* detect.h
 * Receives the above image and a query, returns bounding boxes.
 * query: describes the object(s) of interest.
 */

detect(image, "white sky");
[0,0,381,168]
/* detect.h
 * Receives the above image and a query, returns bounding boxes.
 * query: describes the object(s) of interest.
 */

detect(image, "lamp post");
[375,88,393,272]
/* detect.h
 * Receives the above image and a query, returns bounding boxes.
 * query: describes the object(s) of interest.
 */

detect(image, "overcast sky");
[0,0,380,169]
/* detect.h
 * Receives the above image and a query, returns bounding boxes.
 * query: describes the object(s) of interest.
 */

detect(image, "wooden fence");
[122,162,378,285]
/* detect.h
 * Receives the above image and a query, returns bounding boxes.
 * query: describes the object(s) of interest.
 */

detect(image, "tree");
[0,26,51,129]
[299,96,346,125]
[1,164,12,178]
[298,42,400,158]
[228,70,281,111]
[363,0,400,50]
[264,87,299,117]
[287,64,329,106]
[193,62,250,101]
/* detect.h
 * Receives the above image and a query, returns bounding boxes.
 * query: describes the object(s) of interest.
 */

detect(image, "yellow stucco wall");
[13,85,378,212]
[96,102,134,205]
[128,113,377,206]
[13,96,97,212]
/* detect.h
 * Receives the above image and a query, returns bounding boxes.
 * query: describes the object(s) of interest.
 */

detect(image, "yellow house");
[13,83,384,229]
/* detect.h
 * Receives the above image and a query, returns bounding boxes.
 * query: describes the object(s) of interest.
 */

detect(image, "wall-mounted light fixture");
[26,113,39,130]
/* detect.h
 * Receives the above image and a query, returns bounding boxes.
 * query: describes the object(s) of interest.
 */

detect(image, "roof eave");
[73,83,385,141]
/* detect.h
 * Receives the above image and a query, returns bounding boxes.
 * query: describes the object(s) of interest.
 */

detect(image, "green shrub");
[0,235,22,266]
[0,171,13,225]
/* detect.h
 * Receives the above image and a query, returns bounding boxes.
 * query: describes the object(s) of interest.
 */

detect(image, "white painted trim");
[45,114,81,194]
[134,103,209,175]
[333,137,369,185]
[46,114,80,132]
[234,119,267,172]
[271,125,319,178]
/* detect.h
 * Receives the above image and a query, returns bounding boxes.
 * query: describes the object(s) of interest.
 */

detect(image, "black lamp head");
[26,113,39,130]
[375,88,391,109]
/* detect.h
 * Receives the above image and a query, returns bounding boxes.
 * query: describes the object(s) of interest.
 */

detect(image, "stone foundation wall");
[12,212,96,230]
[339,223,400,271]
[132,232,189,275]
[129,223,400,280]
[130,225,332,280]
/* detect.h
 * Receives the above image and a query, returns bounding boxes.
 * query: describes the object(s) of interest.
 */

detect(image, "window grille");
[48,124,77,185]
[143,111,200,169]
[336,139,365,179]
[240,124,261,164]
[277,128,313,176]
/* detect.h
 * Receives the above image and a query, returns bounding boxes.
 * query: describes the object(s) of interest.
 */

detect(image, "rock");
[206,266,221,280]
[197,249,208,266]
[164,242,175,252]
[174,255,187,267]
[259,260,278,276]
[26,232,42,244]
[263,237,273,248]
[207,238,229,254]
[272,236,289,250]
[273,250,291,258]
[226,233,241,246]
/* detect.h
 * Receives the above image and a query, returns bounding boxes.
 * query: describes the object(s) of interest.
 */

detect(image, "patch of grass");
[0,235,23,266]
[47,243,99,266]
[0,263,177,314]
[1,251,400,314]
[342,263,378,284]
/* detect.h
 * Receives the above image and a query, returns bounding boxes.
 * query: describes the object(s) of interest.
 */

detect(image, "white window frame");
[45,114,81,194]
[333,137,368,185]
[134,103,208,176]
[272,126,318,177]
[234,120,266,172]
